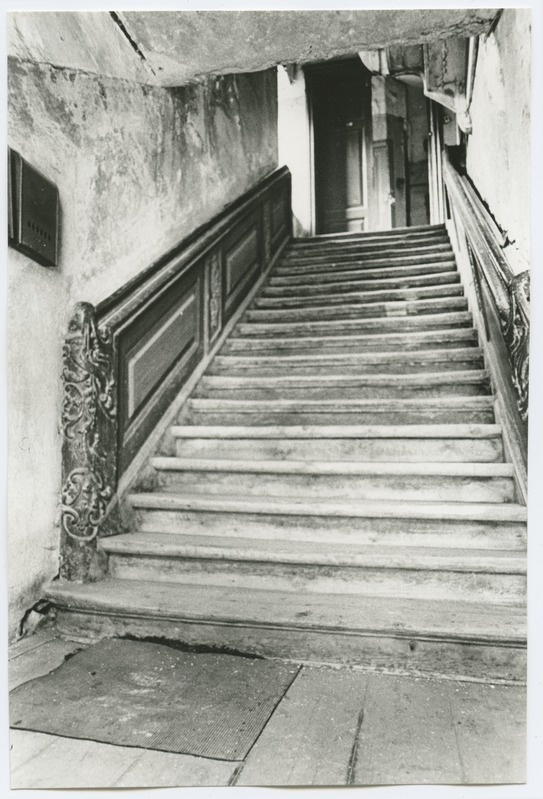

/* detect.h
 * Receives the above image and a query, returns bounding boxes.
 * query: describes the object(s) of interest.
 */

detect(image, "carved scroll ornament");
[208,252,222,342]
[502,272,530,423]
[60,302,117,578]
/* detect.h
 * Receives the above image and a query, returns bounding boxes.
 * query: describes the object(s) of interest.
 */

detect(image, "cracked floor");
[8,630,526,789]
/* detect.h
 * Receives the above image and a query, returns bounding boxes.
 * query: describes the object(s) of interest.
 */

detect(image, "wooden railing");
[443,149,528,498]
[59,167,292,580]
[443,151,529,424]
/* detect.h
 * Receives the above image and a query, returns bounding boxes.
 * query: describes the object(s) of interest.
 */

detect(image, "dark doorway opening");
[307,58,431,234]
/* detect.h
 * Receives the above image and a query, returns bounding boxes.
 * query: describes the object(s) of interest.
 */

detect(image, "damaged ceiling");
[118,9,498,86]
[8,9,499,87]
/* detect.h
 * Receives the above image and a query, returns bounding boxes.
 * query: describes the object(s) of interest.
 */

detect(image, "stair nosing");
[100,533,527,575]
[245,297,468,319]
[170,423,502,439]
[269,264,458,285]
[199,369,490,387]
[190,395,496,409]
[236,311,473,332]
[150,456,514,478]
[227,329,478,346]
[128,492,527,521]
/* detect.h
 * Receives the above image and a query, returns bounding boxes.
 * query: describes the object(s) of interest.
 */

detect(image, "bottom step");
[46,579,526,684]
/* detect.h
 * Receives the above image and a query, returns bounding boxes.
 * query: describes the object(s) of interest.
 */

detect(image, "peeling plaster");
[7,58,277,639]
[9,10,497,88]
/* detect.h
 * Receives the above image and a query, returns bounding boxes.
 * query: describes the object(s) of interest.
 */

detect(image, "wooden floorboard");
[236,666,370,786]
[9,636,83,691]
[8,633,527,788]
[448,681,526,783]
[353,673,465,784]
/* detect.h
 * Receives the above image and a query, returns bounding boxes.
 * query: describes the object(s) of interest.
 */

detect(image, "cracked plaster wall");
[466,9,531,267]
[7,58,277,639]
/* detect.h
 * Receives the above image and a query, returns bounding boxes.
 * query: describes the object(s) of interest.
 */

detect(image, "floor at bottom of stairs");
[8,629,525,789]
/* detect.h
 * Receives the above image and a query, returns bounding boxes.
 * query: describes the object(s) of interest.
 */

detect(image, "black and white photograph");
[3,2,541,794]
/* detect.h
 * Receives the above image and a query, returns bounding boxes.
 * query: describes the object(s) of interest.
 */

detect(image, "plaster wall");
[277,65,313,236]
[466,8,531,267]
[8,11,154,84]
[7,59,277,639]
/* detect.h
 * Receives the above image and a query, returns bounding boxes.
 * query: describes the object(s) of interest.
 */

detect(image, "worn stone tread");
[245,296,467,320]
[199,369,489,388]
[291,223,446,244]
[189,395,496,415]
[235,312,473,337]
[263,270,461,296]
[128,492,527,522]
[170,422,502,439]
[255,282,465,307]
[277,250,454,272]
[224,327,478,350]
[101,533,526,574]
[45,579,526,644]
[150,456,513,478]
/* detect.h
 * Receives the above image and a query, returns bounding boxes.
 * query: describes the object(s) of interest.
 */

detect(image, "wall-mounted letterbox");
[8,147,59,267]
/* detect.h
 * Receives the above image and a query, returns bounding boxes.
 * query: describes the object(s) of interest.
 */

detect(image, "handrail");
[442,149,529,424]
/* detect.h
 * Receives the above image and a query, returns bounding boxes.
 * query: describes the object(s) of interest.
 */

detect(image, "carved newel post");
[503,271,530,424]
[60,303,117,581]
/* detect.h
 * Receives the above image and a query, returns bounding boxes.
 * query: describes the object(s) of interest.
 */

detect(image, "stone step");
[171,423,504,462]
[279,246,454,271]
[220,328,480,355]
[129,493,526,551]
[269,261,457,287]
[209,347,485,376]
[244,295,468,322]
[254,282,464,308]
[187,395,496,425]
[263,270,460,297]
[45,579,526,682]
[102,533,526,605]
[291,224,447,248]
[150,457,515,503]
[234,311,473,338]
[287,233,450,255]
[195,371,491,400]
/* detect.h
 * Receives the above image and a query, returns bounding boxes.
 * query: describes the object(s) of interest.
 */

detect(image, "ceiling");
[8,9,498,88]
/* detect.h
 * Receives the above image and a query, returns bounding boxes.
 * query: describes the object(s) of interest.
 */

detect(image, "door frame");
[305,59,373,236]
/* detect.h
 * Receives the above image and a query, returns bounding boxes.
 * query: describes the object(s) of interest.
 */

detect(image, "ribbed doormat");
[10,638,300,760]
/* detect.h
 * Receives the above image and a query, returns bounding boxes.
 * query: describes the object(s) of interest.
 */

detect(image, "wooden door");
[310,60,373,234]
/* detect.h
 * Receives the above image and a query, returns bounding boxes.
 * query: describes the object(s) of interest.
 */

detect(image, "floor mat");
[9,638,300,760]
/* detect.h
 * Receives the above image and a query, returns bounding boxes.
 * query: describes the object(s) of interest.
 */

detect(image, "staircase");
[47,224,527,682]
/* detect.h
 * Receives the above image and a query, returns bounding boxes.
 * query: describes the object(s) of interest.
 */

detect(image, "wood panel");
[270,189,289,250]
[126,294,199,419]
[117,263,204,470]
[223,212,260,320]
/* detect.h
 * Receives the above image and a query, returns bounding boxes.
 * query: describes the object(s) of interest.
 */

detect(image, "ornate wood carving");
[208,251,223,341]
[60,302,117,580]
[502,272,530,423]
[468,244,529,423]
[443,153,530,426]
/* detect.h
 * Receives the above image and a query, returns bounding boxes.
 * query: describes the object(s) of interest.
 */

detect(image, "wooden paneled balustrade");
[59,167,291,580]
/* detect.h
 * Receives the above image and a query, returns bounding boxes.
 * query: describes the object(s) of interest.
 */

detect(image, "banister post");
[59,302,118,581]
